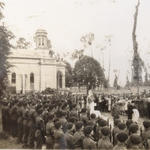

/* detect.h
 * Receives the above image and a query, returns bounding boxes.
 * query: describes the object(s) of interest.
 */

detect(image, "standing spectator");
[132,106,140,123]
[83,126,97,149]
[73,121,84,149]
[129,134,143,149]
[142,120,150,149]
[127,102,133,120]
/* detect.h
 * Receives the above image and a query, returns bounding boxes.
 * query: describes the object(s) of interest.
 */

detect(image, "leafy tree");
[64,61,73,87]
[16,37,30,49]
[73,55,106,93]
[0,2,14,96]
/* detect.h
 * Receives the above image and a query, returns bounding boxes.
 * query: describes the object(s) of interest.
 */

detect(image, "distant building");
[7,29,65,93]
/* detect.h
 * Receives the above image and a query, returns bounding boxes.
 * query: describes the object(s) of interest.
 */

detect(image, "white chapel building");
[7,29,66,93]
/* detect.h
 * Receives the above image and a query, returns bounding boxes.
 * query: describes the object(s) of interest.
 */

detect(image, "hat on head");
[126,119,133,129]
[143,120,150,129]
[117,132,128,143]
[114,119,121,126]
[66,122,73,130]
[101,126,110,136]
[129,123,139,133]
[118,122,126,130]
[98,119,107,127]
[75,121,83,130]
[84,126,93,136]
[54,120,62,129]
[90,113,96,119]
[81,108,86,113]
[130,134,141,145]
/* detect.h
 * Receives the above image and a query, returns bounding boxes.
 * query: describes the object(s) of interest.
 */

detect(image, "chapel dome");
[34,29,51,49]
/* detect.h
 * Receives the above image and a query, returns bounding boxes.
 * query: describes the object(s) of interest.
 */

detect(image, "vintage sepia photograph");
[0,0,150,149]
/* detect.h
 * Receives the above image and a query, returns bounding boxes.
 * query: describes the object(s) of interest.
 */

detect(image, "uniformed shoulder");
[83,137,96,149]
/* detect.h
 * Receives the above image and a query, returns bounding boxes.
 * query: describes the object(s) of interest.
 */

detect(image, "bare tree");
[80,33,94,57]
[132,0,145,86]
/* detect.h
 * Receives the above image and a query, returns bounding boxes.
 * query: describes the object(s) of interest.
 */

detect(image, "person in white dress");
[87,90,109,121]
[132,107,139,123]
[89,100,101,118]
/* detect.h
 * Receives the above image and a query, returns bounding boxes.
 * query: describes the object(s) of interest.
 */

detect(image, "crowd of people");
[1,91,150,149]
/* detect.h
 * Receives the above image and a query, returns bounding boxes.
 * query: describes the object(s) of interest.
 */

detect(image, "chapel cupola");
[34,29,51,49]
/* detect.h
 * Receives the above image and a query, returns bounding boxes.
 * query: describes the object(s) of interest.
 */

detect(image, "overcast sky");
[1,0,150,86]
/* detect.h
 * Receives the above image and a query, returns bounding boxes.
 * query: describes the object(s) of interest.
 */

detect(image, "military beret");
[69,116,77,123]
[143,120,150,129]
[84,126,93,136]
[37,108,43,115]
[87,120,94,127]
[56,110,61,118]
[48,113,54,120]
[113,114,120,119]
[101,126,110,136]
[81,108,86,113]
[66,122,73,130]
[129,123,139,133]
[90,113,96,119]
[117,132,128,143]
[117,122,126,130]
[130,134,141,145]
[98,119,107,127]
[54,120,62,129]
[75,121,83,130]
[114,119,121,126]
[126,119,133,129]
[61,111,66,116]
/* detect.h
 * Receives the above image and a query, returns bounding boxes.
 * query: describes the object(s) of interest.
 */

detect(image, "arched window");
[42,37,44,46]
[30,73,34,83]
[11,72,16,84]
[38,38,41,46]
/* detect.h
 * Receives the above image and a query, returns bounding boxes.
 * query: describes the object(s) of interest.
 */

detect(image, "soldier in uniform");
[10,101,18,137]
[80,108,88,126]
[126,123,141,148]
[5,101,10,133]
[22,109,29,147]
[142,120,150,149]
[94,118,107,142]
[27,110,36,148]
[45,113,55,149]
[53,120,66,149]
[17,107,23,143]
[113,132,128,150]
[129,134,143,149]
[35,120,45,149]
[64,122,74,149]
[1,100,7,132]
[112,119,121,146]
[73,121,84,149]
[83,126,97,149]
[98,126,113,149]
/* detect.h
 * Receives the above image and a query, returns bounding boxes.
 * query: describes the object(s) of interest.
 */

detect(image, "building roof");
[8,48,65,66]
